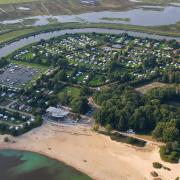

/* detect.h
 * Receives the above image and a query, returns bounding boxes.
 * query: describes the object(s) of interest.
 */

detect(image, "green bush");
[163,166,171,171]
[93,123,99,132]
[105,124,112,134]
[152,162,162,169]
[150,171,158,177]
[127,137,137,144]
[4,136,9,142]
[160,146,180,163]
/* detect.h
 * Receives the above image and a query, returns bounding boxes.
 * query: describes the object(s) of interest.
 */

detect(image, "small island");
[101,17,131,22]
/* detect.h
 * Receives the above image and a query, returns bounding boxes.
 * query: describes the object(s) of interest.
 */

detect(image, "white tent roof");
[46,107,69,118]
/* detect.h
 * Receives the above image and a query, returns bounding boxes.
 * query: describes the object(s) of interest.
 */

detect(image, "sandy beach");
[0,121,179,180]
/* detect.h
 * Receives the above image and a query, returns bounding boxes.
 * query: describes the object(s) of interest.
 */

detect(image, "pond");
[1,5,180,26]
[0,149,91,180]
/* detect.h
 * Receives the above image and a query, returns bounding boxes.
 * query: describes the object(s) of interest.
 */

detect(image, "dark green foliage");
[94,85,180,163]
[71,97,89,114]
[150,171,158,177]
[94,86,180,135]
[0,58,8,68]
[142,55,157,69]
[152,120,180,142]
[4,137,9,142]
[161,68,180,84]
[152,162,162,169]
[0,115,43,136]
[160,142,180,163]
[80,86,91,96]
[55,70,67,82]
[100,131,146,147]
[163,166,171,171]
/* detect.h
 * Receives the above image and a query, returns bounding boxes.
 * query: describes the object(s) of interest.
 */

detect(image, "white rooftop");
[46,107,69,118]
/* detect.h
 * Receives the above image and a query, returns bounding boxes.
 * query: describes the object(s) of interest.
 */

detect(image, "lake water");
[0,149,91,180]
[0,28,180,59]
[1,5,180,26]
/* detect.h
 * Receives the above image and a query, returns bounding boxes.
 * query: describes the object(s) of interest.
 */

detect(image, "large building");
[46,107,69,121]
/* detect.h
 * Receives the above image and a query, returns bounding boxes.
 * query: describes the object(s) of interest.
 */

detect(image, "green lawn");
[23,52,34,60]
[11,60,49,70]
[0,0,41,4]
[0,28,37,44]
[89,75,105,87]
[0,22,180,46]
[58,86,81,99]
[141,0,180,4]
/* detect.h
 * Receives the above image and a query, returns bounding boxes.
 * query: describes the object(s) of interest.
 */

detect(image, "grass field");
[0,22,180,46]
[135,82,167,94]
[89,75,105,87]
[141,0,180,4]
[0,28,37,44]
[0,0,178,4]
[11,60,50,70]
[0,0,132,20]
[0,0,41,4]
[58,86,81,99]
[0,0,179,5]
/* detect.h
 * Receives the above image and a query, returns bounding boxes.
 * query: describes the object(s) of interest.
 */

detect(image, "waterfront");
[0,121,179,180]
[0,27,180,58]
[1,5,180,26]
[0,149,91,180]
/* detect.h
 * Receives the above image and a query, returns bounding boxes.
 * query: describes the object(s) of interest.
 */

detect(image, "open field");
[58,86,81,99]
[11,60,50,70]
[0,121,179,180]
[135,82,180,94]
[0,0,179,28]
[0,0,41,4]
[141,0,180,5]
[0,0,133,21]
[0,27,37,44]
[0,22,180,46]
[135,82,167,94]
[0,0,180,5]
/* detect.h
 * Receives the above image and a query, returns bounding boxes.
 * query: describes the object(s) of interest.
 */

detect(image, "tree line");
[93,85,180,162]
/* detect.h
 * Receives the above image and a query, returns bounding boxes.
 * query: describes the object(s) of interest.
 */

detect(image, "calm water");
[0,150,91,180]
[0,28,180,59]
[1,5,180,26]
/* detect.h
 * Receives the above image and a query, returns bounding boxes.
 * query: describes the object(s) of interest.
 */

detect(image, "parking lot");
[0,64,38,87]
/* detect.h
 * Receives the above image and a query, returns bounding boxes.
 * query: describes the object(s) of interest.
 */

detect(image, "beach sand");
[0,121,179,180]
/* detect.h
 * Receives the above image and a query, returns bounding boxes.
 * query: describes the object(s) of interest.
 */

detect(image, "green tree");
[71,97,89,114]
[93,123,99,132]
[105,124,113,134]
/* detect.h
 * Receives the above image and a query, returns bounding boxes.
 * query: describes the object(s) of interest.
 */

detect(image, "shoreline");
[0,121,179,180]
[0,27,180,59]
[0,122,101,179]
[0,23,180,48]
[0,147,94,179]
